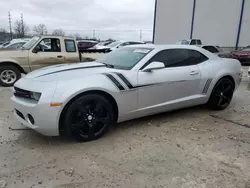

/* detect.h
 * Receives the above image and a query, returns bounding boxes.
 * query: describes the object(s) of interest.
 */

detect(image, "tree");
[33,24,47,35]
[0,28,7,33]
[52,29,65,36]
[73,33,82,40]
[13,20,29,38]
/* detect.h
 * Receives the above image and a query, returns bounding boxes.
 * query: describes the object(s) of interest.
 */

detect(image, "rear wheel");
[63,94,114,142]
[0,65,21,87]
[208,78,234,110]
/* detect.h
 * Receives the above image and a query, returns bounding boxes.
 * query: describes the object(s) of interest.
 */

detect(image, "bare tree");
[13,20,29,38]
[33,24,47,35]
[73,33,82,40]
[0,28,7,33]
[52,29,65,36]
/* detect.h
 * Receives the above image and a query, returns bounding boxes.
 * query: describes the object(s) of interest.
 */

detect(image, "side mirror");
[32,48,39,53]
[32,45,41,53]
[142,61,165,72]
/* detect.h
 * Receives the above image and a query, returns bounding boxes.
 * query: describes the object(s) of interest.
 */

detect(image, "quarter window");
[65,40,76,52]
[202,46,219,53]
[147,49,208,68]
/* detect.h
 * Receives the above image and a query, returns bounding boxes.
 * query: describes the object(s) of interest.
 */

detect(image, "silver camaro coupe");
[12,45,242,141]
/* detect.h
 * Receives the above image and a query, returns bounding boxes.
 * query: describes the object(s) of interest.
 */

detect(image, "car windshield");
[97,47,153,70]
[22,36,40,50]
[107,41,122,48]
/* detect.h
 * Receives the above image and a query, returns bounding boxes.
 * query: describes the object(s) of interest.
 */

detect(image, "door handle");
[190,71,199,75]
[57,55,63,58]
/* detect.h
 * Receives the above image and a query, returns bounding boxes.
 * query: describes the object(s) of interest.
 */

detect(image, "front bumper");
[11,78,60,136]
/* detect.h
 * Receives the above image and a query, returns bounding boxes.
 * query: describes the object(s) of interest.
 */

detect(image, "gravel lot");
[0,67,250,188]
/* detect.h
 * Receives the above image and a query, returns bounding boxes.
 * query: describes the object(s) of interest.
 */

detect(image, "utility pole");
[21,13,24,37]
[140,29,142,41]
[8,11,12,40]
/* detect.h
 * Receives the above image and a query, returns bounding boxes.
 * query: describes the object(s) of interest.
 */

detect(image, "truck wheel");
[0,65,21,87]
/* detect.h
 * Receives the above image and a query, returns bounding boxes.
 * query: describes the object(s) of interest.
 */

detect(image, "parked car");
[87,41,113,52]
[0,35,82,87]
[77,40,98,52]
[201,45,231,58]
[176,39,202,45]
[87,41,146,53]
[231,47,250,63]
[0,41,10,48]
[0,38,31,49]
[3,41,27,49]
[12,44,242,142]
[107,41,146,51]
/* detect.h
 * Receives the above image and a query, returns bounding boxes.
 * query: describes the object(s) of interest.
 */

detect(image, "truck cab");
[176,39,202,45]
[0,35,81,86]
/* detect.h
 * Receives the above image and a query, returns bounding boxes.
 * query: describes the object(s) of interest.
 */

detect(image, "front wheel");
[63,94,115,142]
[0,65,21,87]
[207,78,234,110]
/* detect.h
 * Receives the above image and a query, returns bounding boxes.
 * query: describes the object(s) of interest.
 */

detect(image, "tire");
[0,65,21,87]
[207,77,234,110]
[62,94,115,142]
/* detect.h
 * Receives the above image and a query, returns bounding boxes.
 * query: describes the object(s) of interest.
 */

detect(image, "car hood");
[0,48,28,58]
[25,62,111,82]
[232,51,250,55]
[90,45,110,50]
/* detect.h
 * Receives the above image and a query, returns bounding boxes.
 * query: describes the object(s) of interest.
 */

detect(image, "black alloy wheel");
[208,78,234,110]
[63,94,114,142]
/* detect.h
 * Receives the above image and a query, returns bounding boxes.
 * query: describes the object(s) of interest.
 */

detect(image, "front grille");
[14,87,32,99]
[15,109,25,120]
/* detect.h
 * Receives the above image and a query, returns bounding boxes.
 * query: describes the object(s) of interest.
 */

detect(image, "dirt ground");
[0,68,250,188]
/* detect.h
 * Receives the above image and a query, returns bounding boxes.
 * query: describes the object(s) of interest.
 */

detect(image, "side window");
[197,40,202,45]
[120,42,130,47]
[65,40,76,52]
[190,40,196,45]
[36,38,61,52]
[202,46,219,53]
[147,49,208,68]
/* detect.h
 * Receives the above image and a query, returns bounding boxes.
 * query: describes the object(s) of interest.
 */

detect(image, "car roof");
[77,40,98,43]
[125,44,206,50]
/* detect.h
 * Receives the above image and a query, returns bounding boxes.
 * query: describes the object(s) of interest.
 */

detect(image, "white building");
[153,0,250,48]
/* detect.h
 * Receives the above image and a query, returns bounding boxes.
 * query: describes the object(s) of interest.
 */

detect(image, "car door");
[137,49,207,113]
[29,38,65,71]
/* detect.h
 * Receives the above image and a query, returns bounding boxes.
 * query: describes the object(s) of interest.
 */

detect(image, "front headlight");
[31,92,41,101]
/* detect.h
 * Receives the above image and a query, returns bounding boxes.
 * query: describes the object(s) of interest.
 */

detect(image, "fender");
[0,58,29,73]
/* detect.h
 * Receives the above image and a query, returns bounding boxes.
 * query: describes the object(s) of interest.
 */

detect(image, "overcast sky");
[0,0,155,41]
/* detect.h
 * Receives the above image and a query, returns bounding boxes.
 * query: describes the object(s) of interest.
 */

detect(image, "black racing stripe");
[115,73,134,89]
[202,80,209,93]
[104,74,125,91]
[204,79,212,93]
[37,65,105,77]
[202,79,212,94]
[115,72,187,90]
